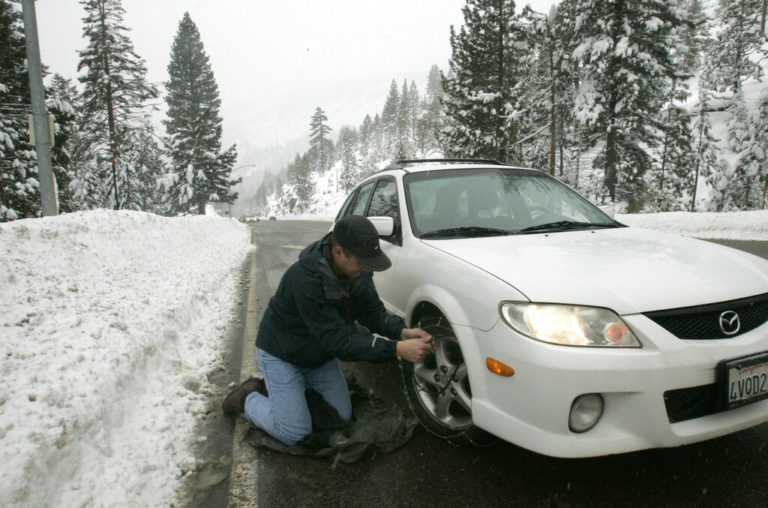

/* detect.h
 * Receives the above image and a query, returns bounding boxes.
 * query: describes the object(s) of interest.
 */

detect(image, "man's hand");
[401,327,431,341]
[396,328,435,362]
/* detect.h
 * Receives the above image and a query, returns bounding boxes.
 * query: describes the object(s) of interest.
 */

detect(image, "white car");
[334,159,768,458]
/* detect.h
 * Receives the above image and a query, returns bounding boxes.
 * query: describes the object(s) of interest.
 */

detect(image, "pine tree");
[692,84,723,211]
[748,94,768,209]
[369,114,386,171]
[408,81,421,152]
[521,3,577,175]
[737,98,768,210]
[287,152,313,211]
[77,0,160,210]
[653,104,696,210]
[336,126,359,192]
[716,90,762,209]
[359,113,373,164]
[421,65,445,155]
[0,0,37,221]
[163,12,239,215]
[440,0,529,163]
[381,80,400,155]
[309,106,333,173]
[681,0,710,73]
[47,74,79,213]
[706,0,767,96]
[571,0,686,205]
[393,80,412,159]
[651,3,695,211]
[123,127,165,212]
[274,175,284,199]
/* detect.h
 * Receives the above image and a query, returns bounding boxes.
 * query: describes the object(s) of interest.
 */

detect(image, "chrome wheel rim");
[411,331,473,430]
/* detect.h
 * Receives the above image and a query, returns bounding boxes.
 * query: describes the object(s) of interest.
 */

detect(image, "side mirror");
[367,216,395,236]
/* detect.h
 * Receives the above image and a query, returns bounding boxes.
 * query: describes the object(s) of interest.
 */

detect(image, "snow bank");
[617,210,768,241]
[0,210,251,507]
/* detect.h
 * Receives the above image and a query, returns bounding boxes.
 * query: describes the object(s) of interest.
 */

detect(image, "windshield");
[404,168,622,238]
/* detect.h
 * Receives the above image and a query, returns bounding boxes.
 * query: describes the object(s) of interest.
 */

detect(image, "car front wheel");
[401,315,495,446]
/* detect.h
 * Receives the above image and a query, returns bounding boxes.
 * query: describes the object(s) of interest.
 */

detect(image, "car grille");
[644,293,768,340]
[664,384,721,423]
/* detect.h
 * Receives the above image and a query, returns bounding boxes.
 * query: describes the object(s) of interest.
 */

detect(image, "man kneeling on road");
[222,215,435,446]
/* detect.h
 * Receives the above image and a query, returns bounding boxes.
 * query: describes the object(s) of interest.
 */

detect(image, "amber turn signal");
[486,357,515,377]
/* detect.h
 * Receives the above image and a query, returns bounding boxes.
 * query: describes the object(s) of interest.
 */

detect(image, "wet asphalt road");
[212,220,768,508]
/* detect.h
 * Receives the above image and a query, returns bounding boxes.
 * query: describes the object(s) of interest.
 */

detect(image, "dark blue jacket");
[255,233,404,368]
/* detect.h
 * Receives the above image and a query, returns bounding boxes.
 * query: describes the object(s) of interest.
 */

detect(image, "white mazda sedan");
[334,159,768,458]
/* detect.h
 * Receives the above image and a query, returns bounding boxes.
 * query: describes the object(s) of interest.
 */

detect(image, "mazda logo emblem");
[719,310,741,336]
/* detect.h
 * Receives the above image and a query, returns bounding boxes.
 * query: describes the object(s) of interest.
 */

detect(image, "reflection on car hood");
[423,227,768,315]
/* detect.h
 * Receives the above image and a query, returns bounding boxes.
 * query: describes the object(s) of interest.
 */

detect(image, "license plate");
[720,352,768,409]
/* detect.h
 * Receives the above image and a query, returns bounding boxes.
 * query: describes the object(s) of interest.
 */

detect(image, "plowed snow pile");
[0,210,250,507]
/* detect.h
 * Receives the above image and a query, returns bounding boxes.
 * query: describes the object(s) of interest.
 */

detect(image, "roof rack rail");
[385,158,504,170]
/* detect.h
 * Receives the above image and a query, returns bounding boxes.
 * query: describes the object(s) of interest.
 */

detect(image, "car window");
[367,179,399,219]
[366,178,401,245]
[336,189,359,220]
[349,182,375,217]
[404,169,618,237]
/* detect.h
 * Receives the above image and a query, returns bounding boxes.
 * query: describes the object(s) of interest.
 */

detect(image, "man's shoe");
[222,377,265,416]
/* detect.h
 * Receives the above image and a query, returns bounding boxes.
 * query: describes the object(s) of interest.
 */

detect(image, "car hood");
[422,227,768,315]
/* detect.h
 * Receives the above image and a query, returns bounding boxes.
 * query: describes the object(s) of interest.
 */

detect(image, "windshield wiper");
[519,221,620,233]
[421,226,510,239]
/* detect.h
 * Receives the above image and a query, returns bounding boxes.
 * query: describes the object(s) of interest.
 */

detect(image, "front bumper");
[462,315,768,458]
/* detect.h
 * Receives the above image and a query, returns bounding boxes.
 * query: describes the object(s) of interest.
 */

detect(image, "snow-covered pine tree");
[653,104,696,210]
[395,79,413,159]
[287,152,313,212]
[274,175,284,199]
[571,0,686,206]
[123,127,166,213]
[359,114,373,167]
[381,80,400,157]
[441,0,529,163]
[680,0,710,73]
[0,0,39,221]
[707,0,767,96]
[691,84,723,211]
[309,106,333,174]
[650,1,695,211]
[737,96,768,209]
[408,81,421,154]
[748,93,768,209]
[336,126,359,192]
[77,0,161,210]
[707,92,751,210]
[719,90,764,209]
[366,114,386,175]
[421,65,445,155]
[47,74,79,213]
[521,3,578,176]
[163,12,239,215]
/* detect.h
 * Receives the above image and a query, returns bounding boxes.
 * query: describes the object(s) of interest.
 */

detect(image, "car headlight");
[500,302,641,347]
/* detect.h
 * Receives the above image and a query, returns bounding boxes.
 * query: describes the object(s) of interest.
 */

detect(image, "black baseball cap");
[332,215,391,271]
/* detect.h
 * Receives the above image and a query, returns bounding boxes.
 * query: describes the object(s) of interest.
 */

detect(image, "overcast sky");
[36,0,555,170]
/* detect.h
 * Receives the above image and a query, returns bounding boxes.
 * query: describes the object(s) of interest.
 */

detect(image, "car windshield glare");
[404,169,621,238]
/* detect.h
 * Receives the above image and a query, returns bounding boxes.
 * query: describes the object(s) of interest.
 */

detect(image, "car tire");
[401,315,496,447]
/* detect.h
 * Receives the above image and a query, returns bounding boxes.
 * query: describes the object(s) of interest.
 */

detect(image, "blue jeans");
[243,348,352,446]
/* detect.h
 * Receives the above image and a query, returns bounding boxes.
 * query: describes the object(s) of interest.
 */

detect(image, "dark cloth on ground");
[243,373,417,465]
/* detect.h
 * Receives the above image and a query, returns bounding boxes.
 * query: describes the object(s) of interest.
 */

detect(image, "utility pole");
[762,0,767,41]
[21,0,58,216]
